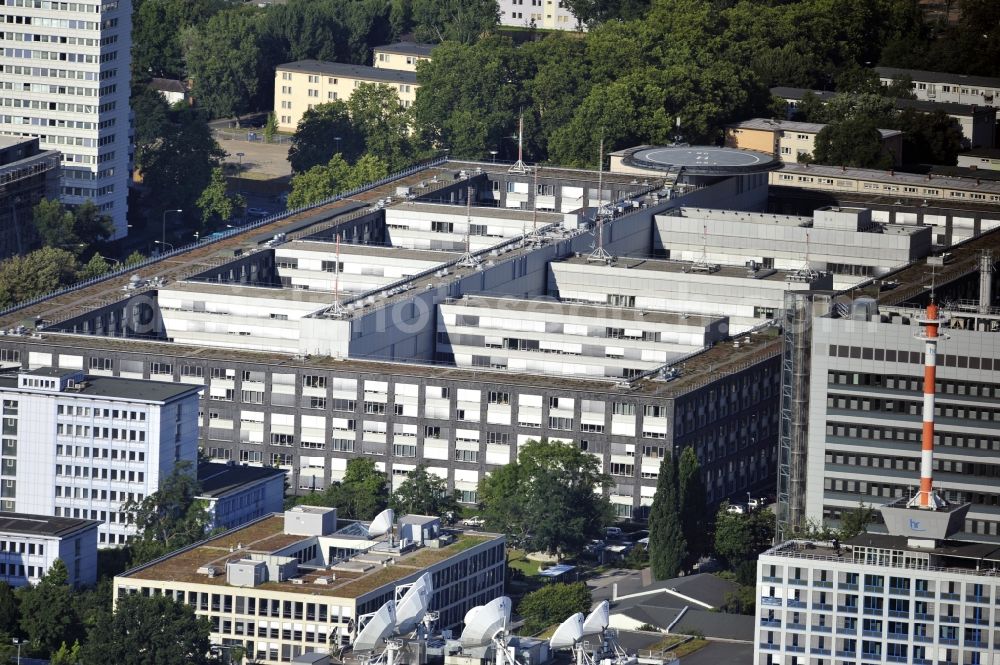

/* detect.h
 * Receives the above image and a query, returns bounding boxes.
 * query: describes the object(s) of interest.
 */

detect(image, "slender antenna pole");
[458,186,481,267]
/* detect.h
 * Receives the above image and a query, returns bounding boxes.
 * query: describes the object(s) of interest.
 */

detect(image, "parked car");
[606,526,625,540]
[726,503,747,515]
[246,207,269,217]
[461,516,485,527]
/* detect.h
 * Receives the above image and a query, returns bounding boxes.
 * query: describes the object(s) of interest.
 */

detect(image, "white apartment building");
[0,367,201,546]
[195,462,285,532]
[497,0,582,30]
[549,254,832,334]
[0,0,132,237]
[437,295,730,378]
[0,512,98,587]
[756,501,1000,665]
[274,242,459,294]
[654,206,932,290]
[877,66,1000,107]
[115,507,506,665]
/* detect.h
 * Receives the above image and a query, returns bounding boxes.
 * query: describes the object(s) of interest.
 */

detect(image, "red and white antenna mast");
[908,281,949,510]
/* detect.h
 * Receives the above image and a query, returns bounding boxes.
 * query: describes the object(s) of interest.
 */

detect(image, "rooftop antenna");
[907,269,949,511]
[791,231,819,280]
[329,233,346,316]
[458,186,481,268]
[588,134,612,263]
[508,111,529,175]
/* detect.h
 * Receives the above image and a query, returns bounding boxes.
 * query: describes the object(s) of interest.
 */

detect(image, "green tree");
[287,154,389,209]
[79,254,111,281]
[647,453,686,580]
[812,117,894,170]
[124,460,211,565]
[263,112,278,143]
[50,640,82,665]
[677,446,706,568]
[894,109,963,165]
[348,83,419,171]
[719,586,755,615]
[80,594,212,665]
[478,439,613,555]
[560,0,648,25]
[411,0,499,44]
[196,167,245,227]
[838,501,875,540]
[71,201,113,246]
[31,198,78,251]
[297,458,389,520]
[713,505,775,570]
[413,37,531,160]
[287,101,363,173]
[131,0,225,78]
[182,9,264,119]
[516,582,592,636]
[0,248,79,309]
[391,465,460,517]
[137,101,226,220]
[0,581,17,635]
[18,560,81,654]
[124,251,145,267]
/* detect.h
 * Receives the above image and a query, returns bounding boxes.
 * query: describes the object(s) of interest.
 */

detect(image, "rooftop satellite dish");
[368,508,395,538]
[582,601,610,636]
[395,573,433,634]
[354,600,397,652]
[549,613,584,650]
[459,596,510,648]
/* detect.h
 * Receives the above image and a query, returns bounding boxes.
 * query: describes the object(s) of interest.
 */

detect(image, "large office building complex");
[0,0,132,237]
[0,367,201,546]
[0,150,793,519]
[114,506,506,664]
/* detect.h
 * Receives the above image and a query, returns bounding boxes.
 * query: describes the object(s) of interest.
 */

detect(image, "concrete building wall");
[0,523,98,588]
[497,0,582,30]
[0,336,779,518]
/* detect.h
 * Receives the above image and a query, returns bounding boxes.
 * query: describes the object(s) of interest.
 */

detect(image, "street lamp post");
[154,240,175,254]
[334,137,342,155]
[96,254,122,268]
[162,209,182,248]
[488,149,498,163]
[235,152,245,198]
[13,638,19,665]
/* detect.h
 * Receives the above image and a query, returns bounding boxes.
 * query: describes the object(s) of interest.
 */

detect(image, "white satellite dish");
[368,508,395,538]
[395,573,433,634]
[582,601,610,636]
[549,612,584,649]
[459,596,511,648]
[354,600,397,652]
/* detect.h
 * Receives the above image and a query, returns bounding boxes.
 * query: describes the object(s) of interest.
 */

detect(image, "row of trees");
[0,198,147,309]
[647,447,706,580]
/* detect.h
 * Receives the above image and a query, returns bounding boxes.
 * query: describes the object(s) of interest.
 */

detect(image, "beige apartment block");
[725,118,904,165]
[274,61,419,132]
[372,42,434,73]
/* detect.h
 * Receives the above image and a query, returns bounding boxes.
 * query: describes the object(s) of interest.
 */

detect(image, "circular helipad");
[623,145,780,175]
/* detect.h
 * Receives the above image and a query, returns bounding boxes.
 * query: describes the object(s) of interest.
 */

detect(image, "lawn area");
[507,549,542,576]
[648,636,709,658]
